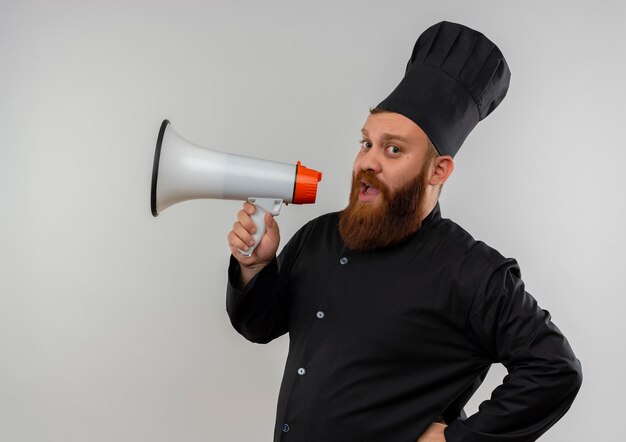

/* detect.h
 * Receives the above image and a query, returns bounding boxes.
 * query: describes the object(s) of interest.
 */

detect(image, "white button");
[339,257,348,265]
[316,311,325,319]
[297,367,306,375]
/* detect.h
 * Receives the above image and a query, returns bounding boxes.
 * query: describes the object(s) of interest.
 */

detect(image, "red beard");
[338,166,429,252]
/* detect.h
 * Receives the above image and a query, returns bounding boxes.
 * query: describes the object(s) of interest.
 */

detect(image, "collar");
[421,201,441,230]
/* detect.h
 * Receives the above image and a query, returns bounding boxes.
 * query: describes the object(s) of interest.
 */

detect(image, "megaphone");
[150,119,322,256]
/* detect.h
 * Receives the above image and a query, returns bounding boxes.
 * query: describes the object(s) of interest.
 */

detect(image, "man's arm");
[226,202,305,344]
[445,259,582,442]
[226,255,289,344]
[225,202,286,343]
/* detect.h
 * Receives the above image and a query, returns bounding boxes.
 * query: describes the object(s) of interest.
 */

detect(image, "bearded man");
[226,21,582,442]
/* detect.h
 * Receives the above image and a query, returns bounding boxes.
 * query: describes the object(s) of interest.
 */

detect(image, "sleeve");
[444,258,583,442]
[225,223,308,344]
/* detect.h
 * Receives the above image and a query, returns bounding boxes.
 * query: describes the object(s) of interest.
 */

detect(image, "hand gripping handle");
[238,198,283,257]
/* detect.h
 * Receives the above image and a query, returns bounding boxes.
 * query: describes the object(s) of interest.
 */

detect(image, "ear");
[429,155,454,186]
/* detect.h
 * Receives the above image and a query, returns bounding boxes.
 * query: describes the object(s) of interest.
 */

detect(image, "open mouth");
[361,181,371,194]
[360,180,380,196]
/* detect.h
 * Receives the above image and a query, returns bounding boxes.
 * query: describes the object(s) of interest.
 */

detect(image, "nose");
[356,147,383,174]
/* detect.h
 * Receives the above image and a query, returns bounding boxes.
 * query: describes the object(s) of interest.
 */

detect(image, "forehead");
[362,112,429,142]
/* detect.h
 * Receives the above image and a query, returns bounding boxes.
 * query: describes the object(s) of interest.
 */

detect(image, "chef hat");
[376,21,511,158]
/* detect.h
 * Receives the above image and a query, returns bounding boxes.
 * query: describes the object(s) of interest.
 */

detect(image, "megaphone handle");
[238,198,283,257]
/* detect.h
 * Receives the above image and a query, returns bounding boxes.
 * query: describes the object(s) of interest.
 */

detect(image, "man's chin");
[354,200,384,215]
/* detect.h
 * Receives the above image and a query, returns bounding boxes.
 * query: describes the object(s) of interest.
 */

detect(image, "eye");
[359,139,373,149]
[386,145,401,155]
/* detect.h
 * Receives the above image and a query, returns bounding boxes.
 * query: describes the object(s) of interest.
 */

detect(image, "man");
[226,21,582,442]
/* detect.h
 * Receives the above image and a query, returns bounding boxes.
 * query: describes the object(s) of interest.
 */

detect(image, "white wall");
[1,0,624,440]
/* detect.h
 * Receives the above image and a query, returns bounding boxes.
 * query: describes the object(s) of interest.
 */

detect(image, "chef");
[226,21,582,442]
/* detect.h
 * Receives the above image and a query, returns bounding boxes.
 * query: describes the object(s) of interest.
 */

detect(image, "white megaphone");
[150,119,322,256]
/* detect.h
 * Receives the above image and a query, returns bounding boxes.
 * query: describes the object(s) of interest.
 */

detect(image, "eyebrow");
[361,128,410,143]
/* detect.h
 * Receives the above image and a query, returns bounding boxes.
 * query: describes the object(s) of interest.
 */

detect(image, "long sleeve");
[444,259,583,442]
[226,221,311,344]
[226,256,288,343]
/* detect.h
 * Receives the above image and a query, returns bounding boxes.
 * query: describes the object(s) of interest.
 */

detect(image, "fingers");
[227,203,256,253]
[234,202,262,241]
[416,422,448,441]
[237,205,257,235]
[229,202,270,255]
[227,227,254,253]
[228,202,281,265]
[242,201,255,216]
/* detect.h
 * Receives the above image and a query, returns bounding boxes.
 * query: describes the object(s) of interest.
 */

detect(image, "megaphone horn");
[150,119,322,256]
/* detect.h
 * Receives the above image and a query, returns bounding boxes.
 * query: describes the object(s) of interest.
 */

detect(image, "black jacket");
[226,203,582,441]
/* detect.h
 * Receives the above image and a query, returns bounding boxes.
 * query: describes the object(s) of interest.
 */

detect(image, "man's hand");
[227,201,280,287]
[416,422,447,442]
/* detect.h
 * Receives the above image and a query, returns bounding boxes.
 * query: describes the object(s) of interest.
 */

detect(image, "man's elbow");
[550,356,583,409]
[564,357,583,397]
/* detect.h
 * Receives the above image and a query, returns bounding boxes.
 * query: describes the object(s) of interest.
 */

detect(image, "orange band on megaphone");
[293,161,322,204]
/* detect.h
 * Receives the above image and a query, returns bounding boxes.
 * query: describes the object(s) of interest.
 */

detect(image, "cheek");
[387,166,417,190]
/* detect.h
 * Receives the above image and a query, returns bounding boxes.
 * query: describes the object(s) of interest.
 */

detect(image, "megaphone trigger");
[238,198,283,257]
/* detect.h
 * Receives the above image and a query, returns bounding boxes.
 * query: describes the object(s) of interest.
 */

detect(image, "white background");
[1,1,624,440]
